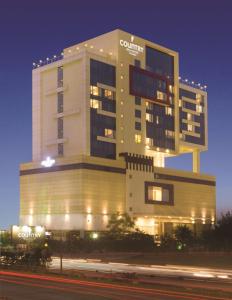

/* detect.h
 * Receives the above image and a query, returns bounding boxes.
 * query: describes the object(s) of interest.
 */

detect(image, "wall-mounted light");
[41,157,55,167]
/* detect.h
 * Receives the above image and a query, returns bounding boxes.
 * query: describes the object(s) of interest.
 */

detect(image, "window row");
[90,85,115,100]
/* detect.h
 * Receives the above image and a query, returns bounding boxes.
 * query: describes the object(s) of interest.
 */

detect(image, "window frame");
[145,181,174,205]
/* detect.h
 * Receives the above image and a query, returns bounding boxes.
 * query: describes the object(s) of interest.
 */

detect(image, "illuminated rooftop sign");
[119,35,144,56]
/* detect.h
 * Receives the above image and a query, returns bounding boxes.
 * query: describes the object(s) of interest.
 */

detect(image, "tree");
[107,212,136,235]
[174,225,194,249]
[214,211,232,250]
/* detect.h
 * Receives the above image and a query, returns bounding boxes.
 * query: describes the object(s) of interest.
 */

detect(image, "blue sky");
[0,0,231,228]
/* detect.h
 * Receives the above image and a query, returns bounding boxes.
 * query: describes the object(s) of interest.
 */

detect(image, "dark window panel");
[135,122,141,131]
[146,46,174,84]
[135,96,141,105]
[130,65,170,105]
[90,59,116,87]
[179,88,196,100]
[57,66,63,88]
[58,143,64,156]
[135,109,141,118]
[57,118,63,139]
[57,92,63,113]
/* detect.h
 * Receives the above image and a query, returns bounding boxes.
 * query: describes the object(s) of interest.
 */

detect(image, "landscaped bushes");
[49,231,156,253]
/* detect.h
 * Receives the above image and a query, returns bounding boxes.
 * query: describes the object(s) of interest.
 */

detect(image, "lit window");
[146,113,153,122]
[146,101,153,110]
[156,116,159,124]
[104,89,115,100]
[90,86,100,96]
[90,99,101,109]
[187,113,192,121]
[196,94,202,104]
[165,107,173,116]
[165,130,174,138]
[196,104,203,113]
[187,124,193,132]
[157,91,167,101]
[146,138,153,146]
[135,134,142,144]
[146,183,172,204]
[179,99,182,107]
[169,85,174,93]
[104,129,115,139]
[148,186,162,201]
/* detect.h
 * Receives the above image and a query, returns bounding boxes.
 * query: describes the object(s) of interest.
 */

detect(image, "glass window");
[165,130,175,138]
[179,88,196,100]
[135,109,141,118]
[57,92,63,113]
[104,89,115,100]
[135,134,142,144]
[58,118,63,139]
[135,96,141,105]
[130,65,169,104]
[165,107,173,116]
[90,99,101,109]
[157,91,167,101]
[148,186,162,201]
[135,122,141,131]
[90,85,100,96]
[146,46,174,84]
[146,113,153,122]
[146,101,153,110]
[196,104,203,113]
[90,59,116,87]
[146,137,153,146]
[146,182,173,205]
[57,66,63,88]
[58,143,63,156]
[169,85,174,93]
[187,124,193,132]
[104,128,115,139]
[187,113,192,121]
[156,116,160,124]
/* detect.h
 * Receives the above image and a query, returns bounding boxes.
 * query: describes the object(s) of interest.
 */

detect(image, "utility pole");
[60,233,63,274]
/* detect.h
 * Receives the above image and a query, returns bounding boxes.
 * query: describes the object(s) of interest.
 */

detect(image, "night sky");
[0,0,231,228]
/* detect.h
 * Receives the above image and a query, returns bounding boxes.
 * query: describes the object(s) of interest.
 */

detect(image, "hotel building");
[20,29,216,236]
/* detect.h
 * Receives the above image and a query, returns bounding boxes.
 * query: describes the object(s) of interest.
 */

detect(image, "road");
[50,257,232,281]
[0,271,230,300]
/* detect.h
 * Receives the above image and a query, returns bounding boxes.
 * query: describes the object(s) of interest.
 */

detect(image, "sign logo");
[41,157,55,167]
[12,225,45,241]
[119,35,144,56]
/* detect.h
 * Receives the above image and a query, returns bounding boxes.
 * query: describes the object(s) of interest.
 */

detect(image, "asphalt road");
[50,257,232,281]
[0,271,229,300]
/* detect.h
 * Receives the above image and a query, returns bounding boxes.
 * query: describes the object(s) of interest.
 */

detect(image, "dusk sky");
[0,0,231,228]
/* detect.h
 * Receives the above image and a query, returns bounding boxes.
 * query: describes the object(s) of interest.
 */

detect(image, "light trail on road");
[1,271,231,300]
[50,257,232,281]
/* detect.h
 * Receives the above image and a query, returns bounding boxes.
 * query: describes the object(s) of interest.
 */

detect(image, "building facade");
[20,29,216,236]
